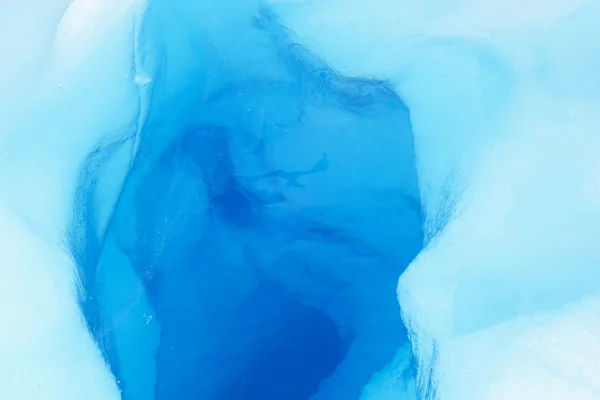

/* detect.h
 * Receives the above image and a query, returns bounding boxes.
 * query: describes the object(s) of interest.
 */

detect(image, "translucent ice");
[3,0,600,399]
[87,2,422,398]
[274,0,600,398]
[4,0,421,399]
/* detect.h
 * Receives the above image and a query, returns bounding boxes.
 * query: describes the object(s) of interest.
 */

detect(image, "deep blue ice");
[69,3,422,399]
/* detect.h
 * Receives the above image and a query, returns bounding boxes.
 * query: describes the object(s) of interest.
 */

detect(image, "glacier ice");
[274,0,600,398]
[0,1,141,399]
[2,0,600,399]
[90,3,422,398]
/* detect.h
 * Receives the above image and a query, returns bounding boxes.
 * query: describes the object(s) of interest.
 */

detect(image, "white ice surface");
[0,0,146,398]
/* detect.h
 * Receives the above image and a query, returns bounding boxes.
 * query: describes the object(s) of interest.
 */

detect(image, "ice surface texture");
[1,0,599,399]
[273,0,600,398]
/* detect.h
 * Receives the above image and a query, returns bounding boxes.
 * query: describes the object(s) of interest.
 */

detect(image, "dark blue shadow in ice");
[69,2,423,399]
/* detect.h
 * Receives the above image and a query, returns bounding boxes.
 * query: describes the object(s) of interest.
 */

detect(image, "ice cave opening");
[66,2,424,399]
[4,0,600,399]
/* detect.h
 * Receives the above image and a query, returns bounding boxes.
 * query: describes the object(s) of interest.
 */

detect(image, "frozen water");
[0,0,143,399]
[2,0,600,399]
[274,0,600,398]
[3,0,422,399]
[88,2,422,398]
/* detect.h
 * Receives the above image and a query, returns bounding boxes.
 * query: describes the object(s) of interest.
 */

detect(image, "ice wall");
[274,0,600,399]
[0,0,147,399]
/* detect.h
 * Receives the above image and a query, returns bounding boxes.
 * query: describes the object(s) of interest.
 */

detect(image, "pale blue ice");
[0,0,599,399]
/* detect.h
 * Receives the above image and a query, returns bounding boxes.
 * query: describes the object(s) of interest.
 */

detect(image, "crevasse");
[1,0,600,399]
[71,1,422,399]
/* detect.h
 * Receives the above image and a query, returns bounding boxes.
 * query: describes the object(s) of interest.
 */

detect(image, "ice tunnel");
[2,0,600,399]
